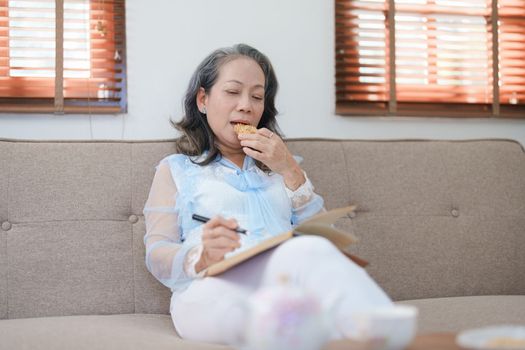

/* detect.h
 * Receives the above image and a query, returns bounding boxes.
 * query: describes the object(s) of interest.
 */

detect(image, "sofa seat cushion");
[0,314,231,350]
[398,295,525,333]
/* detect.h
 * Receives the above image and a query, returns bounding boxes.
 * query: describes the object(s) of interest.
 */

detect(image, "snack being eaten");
[233,123,257,135]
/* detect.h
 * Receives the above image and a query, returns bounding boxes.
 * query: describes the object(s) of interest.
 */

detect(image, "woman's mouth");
[230,120,251,126]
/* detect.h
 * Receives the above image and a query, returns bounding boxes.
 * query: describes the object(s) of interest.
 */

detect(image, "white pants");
[170,236,392,345]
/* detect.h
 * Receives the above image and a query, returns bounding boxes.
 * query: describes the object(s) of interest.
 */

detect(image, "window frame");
[335,0,525,118]
[0,0,127,114]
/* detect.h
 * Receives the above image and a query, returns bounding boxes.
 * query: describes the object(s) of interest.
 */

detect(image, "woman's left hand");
[238,128,306,190]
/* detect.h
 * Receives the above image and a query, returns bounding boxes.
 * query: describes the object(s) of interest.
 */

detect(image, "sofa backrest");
[286,139,525,301]
[0,138,524,320]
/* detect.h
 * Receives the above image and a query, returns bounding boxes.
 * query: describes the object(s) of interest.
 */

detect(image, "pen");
[191,214,248,234]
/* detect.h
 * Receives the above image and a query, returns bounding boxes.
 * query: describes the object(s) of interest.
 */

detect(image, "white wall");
[1,0,524,145]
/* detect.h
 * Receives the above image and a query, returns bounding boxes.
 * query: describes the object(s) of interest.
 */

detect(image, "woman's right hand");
[194,216,242,273]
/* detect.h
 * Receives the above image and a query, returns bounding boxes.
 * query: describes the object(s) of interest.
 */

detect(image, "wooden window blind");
[0,0,126,114]
[335,0,525,118]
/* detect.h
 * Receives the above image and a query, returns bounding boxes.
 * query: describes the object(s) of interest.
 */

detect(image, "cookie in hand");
[233,123,257,135]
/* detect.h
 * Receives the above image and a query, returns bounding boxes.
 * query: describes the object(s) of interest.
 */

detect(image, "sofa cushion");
[343,214,525,301]
[7,221,135,319]
[0,314,231,350]
[131,141,177,215]
[9,142,131,223]
[399,295,525,333]
[287,140,525,301]
[0,141,9,320]
[286,140,351,210]
[2,298,522,350]
[133,217,171,314]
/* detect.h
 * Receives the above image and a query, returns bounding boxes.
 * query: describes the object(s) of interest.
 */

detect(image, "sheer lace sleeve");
[286,171,325,226]
[143,159,201,290]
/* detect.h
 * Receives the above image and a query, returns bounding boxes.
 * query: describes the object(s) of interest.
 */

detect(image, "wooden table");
[407,333,461,350]
[324,333,461,350]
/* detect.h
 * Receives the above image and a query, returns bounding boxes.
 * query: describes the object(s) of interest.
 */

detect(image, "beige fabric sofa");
[0,138,524,350]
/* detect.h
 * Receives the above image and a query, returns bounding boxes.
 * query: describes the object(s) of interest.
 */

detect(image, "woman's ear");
[196,87,207,114]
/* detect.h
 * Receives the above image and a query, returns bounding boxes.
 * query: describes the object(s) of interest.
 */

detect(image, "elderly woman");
[143,43,392,346]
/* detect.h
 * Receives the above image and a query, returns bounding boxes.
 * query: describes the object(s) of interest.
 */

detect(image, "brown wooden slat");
[338,84,490,96]
[336,93,388,101]
[500,86,525,93]
[0,91,54,98]
[337,4,488,16]
[335,84,387,92]
[65,77,122,84]
[336,54,490,64]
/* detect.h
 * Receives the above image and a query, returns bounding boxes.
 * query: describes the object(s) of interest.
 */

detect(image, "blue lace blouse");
[143,153,324,294]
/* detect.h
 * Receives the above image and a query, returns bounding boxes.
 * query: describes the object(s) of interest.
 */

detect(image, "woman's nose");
[237,93,252,113]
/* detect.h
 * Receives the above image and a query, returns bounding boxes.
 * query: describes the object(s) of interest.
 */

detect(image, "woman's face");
[197,57,266,152]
